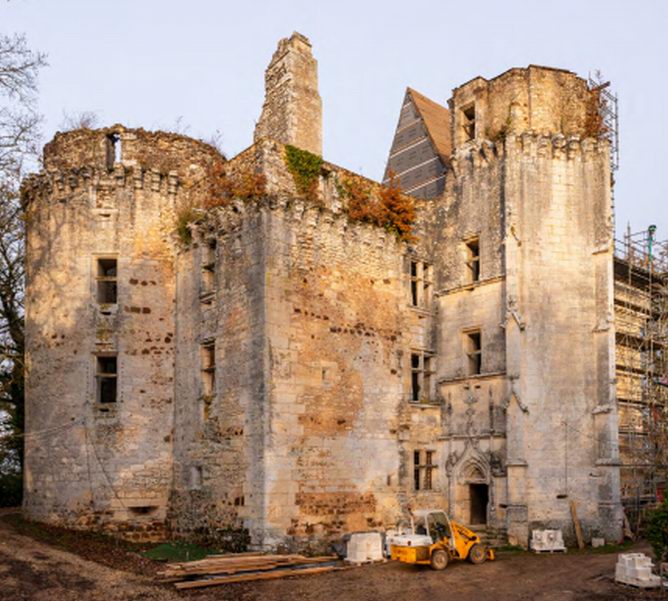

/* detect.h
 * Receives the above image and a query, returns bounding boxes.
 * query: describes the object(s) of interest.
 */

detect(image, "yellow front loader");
[389,509,495,570]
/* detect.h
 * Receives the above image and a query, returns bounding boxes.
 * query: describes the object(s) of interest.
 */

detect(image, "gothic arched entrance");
[458,460,489,526]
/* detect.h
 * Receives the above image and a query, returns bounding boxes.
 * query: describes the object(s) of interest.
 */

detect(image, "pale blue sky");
[5,0,667,238]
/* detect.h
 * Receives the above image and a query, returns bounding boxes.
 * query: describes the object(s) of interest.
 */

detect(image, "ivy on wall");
[284,144,323,199]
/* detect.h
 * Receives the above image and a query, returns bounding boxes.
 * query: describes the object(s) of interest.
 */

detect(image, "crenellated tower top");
[449,65,602,150]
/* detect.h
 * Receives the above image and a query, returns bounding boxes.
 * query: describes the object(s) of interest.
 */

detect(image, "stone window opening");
[462,104,476,141]
[105,133,121,170]
[410,350,434,402]
[408,259,432,308]
[129,505,157,516]
[465,330,482,376]
[465,237,480,283]
[200,340,216,399]
[200,239,217,304]
[96,257,118,305]
[413,449,436,491]
[96,354,118,404]
[190,465,203,490]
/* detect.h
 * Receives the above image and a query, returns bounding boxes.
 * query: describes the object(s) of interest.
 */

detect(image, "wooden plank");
[160,562,282,578]
[175,566,339,590]
[159,554,339,578]
[570,500,585,549]
[205,552,266,558]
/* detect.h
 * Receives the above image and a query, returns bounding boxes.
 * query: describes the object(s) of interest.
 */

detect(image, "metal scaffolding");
[614,226,668,528]
[589,71,620,174]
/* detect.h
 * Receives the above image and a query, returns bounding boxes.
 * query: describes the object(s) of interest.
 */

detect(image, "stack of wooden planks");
[157,552,342,589]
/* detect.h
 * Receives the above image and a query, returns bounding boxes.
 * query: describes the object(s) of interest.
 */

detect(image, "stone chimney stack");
[254,32,322,156]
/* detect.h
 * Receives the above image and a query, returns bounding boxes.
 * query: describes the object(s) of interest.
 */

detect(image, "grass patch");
[141,541,218,562]
[582,540,634,554]
[495,543,528,554]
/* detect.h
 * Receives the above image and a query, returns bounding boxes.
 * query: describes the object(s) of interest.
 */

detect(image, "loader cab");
[412,510,453,544]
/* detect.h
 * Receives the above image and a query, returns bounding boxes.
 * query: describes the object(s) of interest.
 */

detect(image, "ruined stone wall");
[23,127,220,539]
[170,207,267,549]
[450,66,597,148]
[261,199,444,549]
[254,32,322,155]
[43,125,221,178]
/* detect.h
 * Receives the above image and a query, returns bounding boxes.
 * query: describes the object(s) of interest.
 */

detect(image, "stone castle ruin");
[21,32,667,550]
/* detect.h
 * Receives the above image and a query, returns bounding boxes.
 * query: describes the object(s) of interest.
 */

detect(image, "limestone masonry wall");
[170,207,267,549]
[22,35,624,549]
[23,127,218,539]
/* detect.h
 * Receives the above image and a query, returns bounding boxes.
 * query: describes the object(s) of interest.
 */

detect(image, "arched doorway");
[459,461,489,526]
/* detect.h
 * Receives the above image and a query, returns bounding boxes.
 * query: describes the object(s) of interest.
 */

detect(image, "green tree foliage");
[646,499,668,562]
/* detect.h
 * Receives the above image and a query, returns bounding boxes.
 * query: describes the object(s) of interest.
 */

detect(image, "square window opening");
[190,465,203,490]
[408,259,432,308]
[410,351,434,403]
[96,258,118,304]
[200,239,217,301]
[105,134,121,170]
[200,341,216,398]
[465,238,480,283]
[96,355,117,404]
[462,104,476,141]
[414,449,436,491]
[466,331,482,376]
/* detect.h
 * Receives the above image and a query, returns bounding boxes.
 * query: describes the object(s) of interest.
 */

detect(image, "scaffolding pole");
[614,227,668,528]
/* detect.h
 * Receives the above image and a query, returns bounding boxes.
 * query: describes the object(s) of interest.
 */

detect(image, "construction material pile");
[157,552,341,589]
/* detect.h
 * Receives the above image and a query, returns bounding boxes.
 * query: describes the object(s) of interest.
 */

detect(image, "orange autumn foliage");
[341,172,415,241]
[204,159,267,208]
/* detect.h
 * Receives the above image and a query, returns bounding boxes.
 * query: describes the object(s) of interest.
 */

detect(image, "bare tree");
[59,109,99,131]
[0,32,46,485]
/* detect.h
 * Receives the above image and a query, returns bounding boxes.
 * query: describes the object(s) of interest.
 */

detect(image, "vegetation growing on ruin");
[487,113,512,143]
[583,87,608,140]
[174,160,267,246]
[284,144,323,199]
[338,172,416,241]
[175,204,200,245]
[204,159,267,208]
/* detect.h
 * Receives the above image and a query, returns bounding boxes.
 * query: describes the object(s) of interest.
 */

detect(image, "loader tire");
[430,549,449,570]
[468,543,487,564]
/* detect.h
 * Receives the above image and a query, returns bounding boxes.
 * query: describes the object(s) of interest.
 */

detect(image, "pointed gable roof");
[382,87,451,199]
[407,87,452,165]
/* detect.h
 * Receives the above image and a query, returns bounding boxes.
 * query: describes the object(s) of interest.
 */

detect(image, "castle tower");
[22,126,221,537]
[254,32,323,155]
[436,66,621,545]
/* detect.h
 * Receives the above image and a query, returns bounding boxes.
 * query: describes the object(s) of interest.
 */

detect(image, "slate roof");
[382,88,451,200]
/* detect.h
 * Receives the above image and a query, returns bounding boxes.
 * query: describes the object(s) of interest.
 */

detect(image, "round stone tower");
[22,126,222,538]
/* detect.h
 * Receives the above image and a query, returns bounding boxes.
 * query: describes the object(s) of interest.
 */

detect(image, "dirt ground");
[0,511,663,601]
